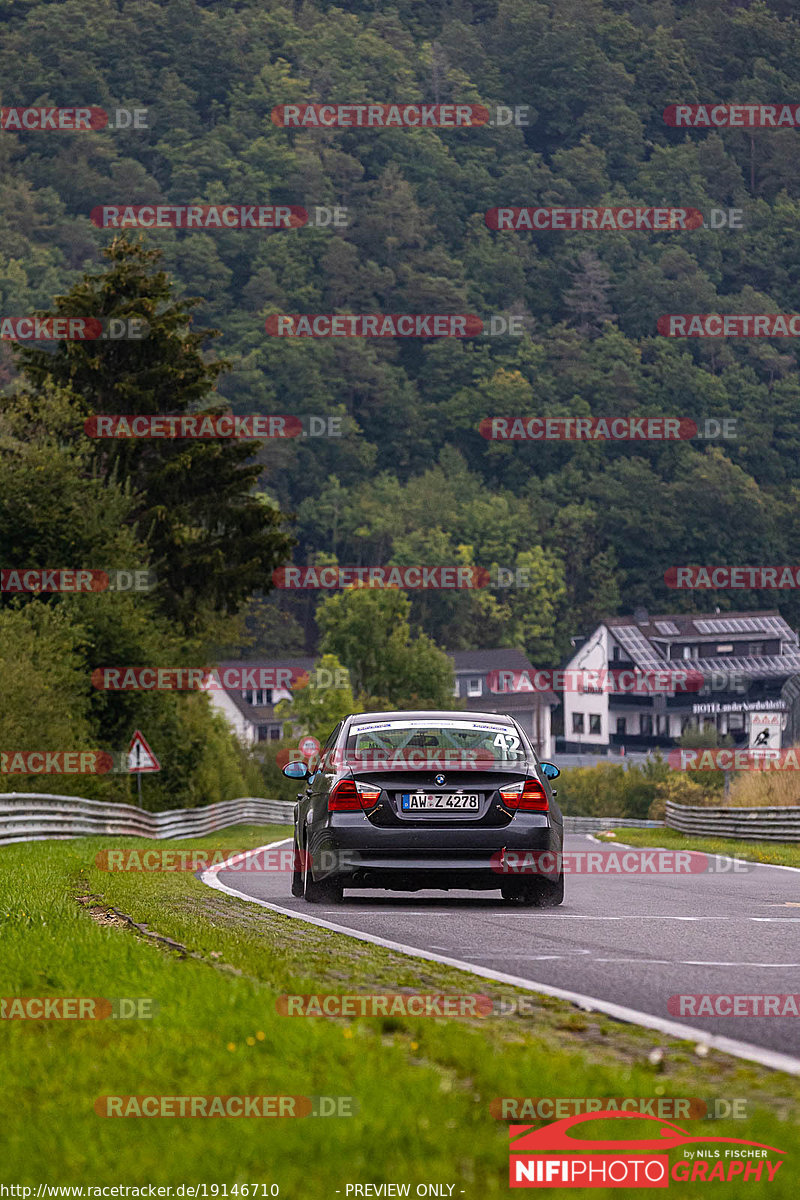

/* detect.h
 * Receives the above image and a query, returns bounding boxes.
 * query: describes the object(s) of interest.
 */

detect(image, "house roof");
[602,610,800,677]
[463,691,560,711]
[215,656,317,675]
[450,648,533,672]
[213,656,316,725]
[605,610,795,642]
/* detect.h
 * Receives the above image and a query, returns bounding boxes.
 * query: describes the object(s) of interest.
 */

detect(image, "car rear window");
[345,720,529,763]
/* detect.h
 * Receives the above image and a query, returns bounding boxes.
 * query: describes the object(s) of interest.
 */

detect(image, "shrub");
[728,764,800,808]
[648,774,716,821]
[555,756,670,819]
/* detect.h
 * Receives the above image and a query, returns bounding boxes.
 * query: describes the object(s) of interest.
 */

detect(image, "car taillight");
[499,779,548,812]
[328,780,381,811]
[355,782,381,808]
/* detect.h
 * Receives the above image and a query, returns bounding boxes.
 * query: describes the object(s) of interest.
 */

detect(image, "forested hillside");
[3,0,800,665]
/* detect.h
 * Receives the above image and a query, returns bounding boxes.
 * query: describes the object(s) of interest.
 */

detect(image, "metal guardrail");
[0,794,668,846]
[556,753,656,770]
[564,817,664,833]
[0,793,668,846]
[0,793,296,846]
[665,800,800,842]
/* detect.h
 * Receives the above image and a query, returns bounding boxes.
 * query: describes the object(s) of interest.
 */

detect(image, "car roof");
[346,710,516,724]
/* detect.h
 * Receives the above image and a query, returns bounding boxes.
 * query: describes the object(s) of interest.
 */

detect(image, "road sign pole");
[137,771,143,808]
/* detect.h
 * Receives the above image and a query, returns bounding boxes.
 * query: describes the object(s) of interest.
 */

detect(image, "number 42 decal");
[493,731,521,753]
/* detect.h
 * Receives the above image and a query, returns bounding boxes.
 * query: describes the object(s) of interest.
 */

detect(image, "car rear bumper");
[306,813,562,888]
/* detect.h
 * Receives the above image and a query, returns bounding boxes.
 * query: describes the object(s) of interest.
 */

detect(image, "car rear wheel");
[290,832,304,898]
[302,842,344,904]
[501,872,564,907]
[534,870,564,907]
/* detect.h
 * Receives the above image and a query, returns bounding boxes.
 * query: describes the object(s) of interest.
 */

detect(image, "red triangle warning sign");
[128,730,161,773]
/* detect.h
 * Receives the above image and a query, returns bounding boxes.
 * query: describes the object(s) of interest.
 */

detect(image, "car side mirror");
[283,760,309,779]
[540,761,560,780]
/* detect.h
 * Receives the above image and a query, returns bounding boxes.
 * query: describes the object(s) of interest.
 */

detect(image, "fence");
[563,816,663,833]
[0,795,667,846]
[0,793,295,847]
[9,794,793,847]
[665,800,800,842]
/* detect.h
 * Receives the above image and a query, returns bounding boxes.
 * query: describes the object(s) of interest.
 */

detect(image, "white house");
[558,610,800,753]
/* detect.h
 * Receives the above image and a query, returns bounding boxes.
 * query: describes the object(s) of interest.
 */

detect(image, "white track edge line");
[200,840,800,1078]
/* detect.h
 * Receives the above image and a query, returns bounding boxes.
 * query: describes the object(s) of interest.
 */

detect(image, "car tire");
[501,871,564,907]
[533,870,564,908]
[501,880,536,906]
[291,832,304,898]
[302,844,344,904]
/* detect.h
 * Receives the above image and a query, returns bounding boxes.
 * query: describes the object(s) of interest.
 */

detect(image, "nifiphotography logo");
[508,1111,785,1187]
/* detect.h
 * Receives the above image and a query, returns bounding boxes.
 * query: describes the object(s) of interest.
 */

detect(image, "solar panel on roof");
[655,621,680,635]
[694,616,779,635]
[614,626,669,667]
[692,652,800,678]
[711,615,790,637]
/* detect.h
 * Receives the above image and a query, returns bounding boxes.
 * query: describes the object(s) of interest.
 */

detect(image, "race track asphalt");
[210,833,800,1062]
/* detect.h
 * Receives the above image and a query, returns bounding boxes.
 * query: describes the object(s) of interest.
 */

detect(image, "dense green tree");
[3,0,800,671]
[15,238,294,633]
[318,585,456,709]
[275,653,355,739]
[0,385,263,806]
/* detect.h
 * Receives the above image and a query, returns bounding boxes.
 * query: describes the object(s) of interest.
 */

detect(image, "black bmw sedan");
[283,710,563,906]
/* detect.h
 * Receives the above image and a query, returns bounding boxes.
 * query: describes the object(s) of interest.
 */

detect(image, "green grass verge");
[1,824,799,1196]
[605,826,800,869]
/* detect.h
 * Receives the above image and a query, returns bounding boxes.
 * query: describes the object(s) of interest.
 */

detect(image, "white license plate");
[401,793,480,811]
